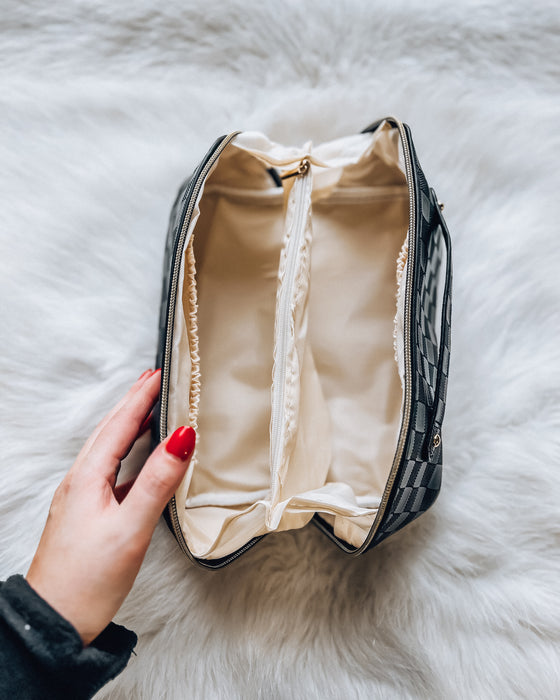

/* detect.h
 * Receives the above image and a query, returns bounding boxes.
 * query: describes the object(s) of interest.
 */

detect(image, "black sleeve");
[0,574,138,700]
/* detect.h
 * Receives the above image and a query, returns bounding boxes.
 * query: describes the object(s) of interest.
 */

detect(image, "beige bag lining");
[167,122,409,559]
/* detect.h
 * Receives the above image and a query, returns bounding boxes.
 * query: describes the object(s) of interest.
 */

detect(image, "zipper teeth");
[270,168,310,477]
[161,131,239,565]
[360,117,416,549]
[160,131,238,436]
[168,500,260,568]
[168,501,196,561]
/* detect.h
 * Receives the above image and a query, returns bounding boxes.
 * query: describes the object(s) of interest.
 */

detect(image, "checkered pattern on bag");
[416,188,443,406]
[370,130,452,546]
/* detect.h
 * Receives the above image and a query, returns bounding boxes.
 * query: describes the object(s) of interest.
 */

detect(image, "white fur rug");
[1,1,559,698]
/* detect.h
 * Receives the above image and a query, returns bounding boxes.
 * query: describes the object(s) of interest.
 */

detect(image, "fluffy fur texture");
[1,1,559,698]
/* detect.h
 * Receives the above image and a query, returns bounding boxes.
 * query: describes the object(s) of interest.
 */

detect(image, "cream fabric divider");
[167,123,409,559]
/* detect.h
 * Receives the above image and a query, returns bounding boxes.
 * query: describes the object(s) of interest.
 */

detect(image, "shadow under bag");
[152,116,452,569]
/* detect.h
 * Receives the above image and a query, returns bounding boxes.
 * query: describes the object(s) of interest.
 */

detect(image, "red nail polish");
[165,426,196,461]
[114,479,135,504]
[138,369,152,380]
[139,413,152,435]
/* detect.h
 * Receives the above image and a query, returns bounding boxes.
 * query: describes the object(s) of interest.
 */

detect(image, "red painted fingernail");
[114,479,135,504]
[165,426,196,461]
[139,413,152,435]
[138,369,152,380]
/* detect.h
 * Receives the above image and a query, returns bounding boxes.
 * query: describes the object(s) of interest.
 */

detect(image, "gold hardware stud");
[280,159,311,180]
[437,200,445,211]
[432,433,441,448]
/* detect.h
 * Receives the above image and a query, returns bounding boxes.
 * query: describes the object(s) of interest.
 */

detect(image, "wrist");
[25,571,98,646]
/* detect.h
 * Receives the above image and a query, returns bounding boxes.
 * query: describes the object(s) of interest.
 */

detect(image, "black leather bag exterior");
[153,120,452,563]
[367,125,452,548]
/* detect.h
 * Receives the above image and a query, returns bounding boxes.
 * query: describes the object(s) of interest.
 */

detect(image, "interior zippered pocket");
[269,160,313,501]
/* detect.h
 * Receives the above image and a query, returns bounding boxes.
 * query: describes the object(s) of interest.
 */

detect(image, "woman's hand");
[25,369,195,646]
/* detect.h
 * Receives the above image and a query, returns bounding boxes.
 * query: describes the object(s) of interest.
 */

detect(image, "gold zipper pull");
[280,159,310,180]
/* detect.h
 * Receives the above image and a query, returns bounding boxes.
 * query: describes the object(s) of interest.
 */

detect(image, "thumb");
[121,426,196,533]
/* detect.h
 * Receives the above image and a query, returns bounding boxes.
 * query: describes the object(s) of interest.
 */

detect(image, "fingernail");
[138,369,152,380]
[114,479,135,504]
[165,426,196,461]
[139,413,152,435]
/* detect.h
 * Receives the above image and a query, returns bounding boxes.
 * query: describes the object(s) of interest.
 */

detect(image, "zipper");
[270,159,312,486]
[358,117,416,550]
[160,131,240,564]
[280,159,311,180]
[312,117,416,552]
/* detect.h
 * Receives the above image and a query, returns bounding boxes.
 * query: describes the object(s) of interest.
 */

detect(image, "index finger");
[78,369,161,481]
[80,369,158,455]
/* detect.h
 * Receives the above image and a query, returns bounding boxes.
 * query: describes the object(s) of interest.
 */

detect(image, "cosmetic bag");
[152,116,452,569]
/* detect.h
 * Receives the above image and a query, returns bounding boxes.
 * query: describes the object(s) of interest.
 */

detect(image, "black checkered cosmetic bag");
[153,116,452,568]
